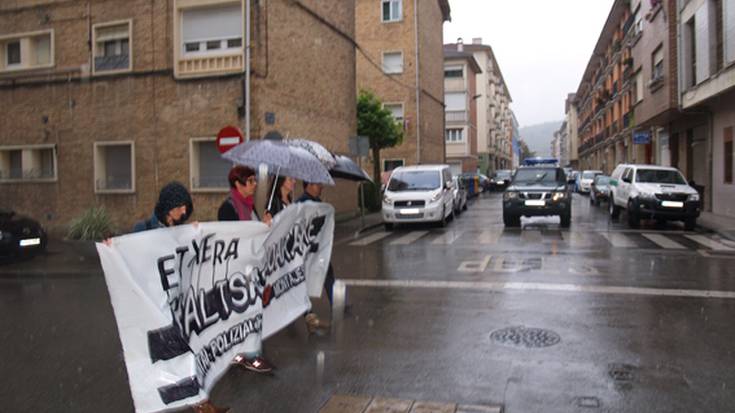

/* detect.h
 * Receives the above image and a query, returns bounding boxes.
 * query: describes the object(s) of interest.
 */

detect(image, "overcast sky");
[443,0,615,128]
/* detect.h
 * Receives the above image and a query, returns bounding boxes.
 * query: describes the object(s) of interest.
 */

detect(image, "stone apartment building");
[678,0,735,218]
[443,43,480,175]
[0,0,358,234]
[564,93,579,168]
[458,38,514,175]
[355,0,450,175]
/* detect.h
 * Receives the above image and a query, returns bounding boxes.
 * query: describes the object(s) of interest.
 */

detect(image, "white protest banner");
[97,203,334,413]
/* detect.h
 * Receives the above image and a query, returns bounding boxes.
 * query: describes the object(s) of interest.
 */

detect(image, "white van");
[608,164,701,230]
[382,165,455,229]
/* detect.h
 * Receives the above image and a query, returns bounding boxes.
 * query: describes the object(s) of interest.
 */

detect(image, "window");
[382,51,403,74]
[445,92,466,110]
[175,1,244,78]
[0,30,53,72]
[190,138,231,191]
[384,103,404,125]
[94,142,134,193]
[652,45,664,80]
[445,128,464,143]
[383,159,404,172]
[685,17,697,87]
[0,145,56,182]
[444,67,463,78]
[726,0,735,63]
[382,0,402,22]
[93,20,132,74]
[725,126,733,184]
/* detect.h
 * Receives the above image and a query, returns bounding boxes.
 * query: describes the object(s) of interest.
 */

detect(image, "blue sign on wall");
[633,131,651,144]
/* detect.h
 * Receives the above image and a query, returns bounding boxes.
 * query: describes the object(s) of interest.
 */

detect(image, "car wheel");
[684,217,697,231]
[439,206,448,227]
[627,200,640,228]
[384,223,394,231]
[560,211,571,228]
[609,196,620,220]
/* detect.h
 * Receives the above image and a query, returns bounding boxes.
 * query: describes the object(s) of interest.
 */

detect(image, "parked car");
[590,175,611,205]
[382,165,455,229]
[0,209,48,261]
[577,170,603,193]
[490,169,512,191]
[452,176,468,215]
[608,164,701,230]
[502,166,572,228]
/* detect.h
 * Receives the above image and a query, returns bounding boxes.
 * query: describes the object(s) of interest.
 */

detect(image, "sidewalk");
[0,212,384,279]
[698,211,735,241]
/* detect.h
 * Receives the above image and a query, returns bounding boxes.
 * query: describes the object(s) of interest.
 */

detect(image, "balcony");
[176,52,244,79]
[445,110,467,123]
[623,111,633,129]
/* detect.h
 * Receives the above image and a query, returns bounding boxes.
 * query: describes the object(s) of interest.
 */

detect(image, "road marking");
[642,233,687,250]
[685,235,735,251]
[478,230,502,244]
[390,230,429,245]
[349,231,391,246]
[340,279,735,299]
[561,231,592,248]
[431,230,464,245]
[600,232,637,248]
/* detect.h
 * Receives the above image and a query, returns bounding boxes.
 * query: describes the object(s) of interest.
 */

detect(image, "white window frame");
[444,65,464,78]
[189,137,231,193]
[384,102,405,125]
[92,19,133,76]
[383,158,405,172]
[94,141,135,194]
[381,0,402,23]
[445,128,465,143]
[382,51,404,74]
[0,29,54,73]
[0,144,57,183]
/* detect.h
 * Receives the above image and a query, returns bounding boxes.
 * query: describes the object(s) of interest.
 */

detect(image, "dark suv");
[502,166,572,227]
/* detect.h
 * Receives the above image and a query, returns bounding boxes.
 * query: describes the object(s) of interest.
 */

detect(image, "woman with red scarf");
[218,166,273,374]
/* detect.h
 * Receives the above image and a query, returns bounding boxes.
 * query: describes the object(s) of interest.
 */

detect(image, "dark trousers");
[324,264,335,305]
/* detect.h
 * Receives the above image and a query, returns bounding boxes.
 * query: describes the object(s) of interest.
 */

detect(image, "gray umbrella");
[285,139,337,168]
[282,146,335,186]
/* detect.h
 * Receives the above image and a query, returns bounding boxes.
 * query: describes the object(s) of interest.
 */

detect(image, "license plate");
[400,208,420,215]
[661,201,684,208]
[19,238,41,247]
[525,200,545,207]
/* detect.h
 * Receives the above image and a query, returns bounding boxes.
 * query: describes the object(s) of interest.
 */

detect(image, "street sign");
[216,126,244,153]
[633,131,651,145]
[349,136,370,157]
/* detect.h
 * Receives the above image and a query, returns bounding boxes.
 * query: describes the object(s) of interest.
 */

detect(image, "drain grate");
[490,326,561,348]
[608,363,637,382]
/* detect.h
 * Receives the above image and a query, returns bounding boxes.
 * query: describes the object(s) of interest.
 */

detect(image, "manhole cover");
[490,326,561,348]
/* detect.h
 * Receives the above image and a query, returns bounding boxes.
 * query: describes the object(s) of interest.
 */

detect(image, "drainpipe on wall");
[414,0,421,164]
[245,0,251,141]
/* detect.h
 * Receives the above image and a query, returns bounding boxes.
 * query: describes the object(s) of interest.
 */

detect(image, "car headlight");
[503,191,518,201]
[430,192,442,202]
[552,192,565,202]
[382,194,393,205]
[688,193,700,201]
[638,192,656,200]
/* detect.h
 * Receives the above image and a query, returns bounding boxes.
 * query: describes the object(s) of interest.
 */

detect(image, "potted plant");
[66,207,116,259]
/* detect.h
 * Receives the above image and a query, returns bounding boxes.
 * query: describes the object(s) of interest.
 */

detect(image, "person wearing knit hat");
[132,181,194,232]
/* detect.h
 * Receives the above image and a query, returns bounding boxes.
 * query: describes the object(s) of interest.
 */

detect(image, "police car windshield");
[387,171,441,191]
[513,168,564,185]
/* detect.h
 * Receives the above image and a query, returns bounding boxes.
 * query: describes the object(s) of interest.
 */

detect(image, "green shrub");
[358,181,382,213]
[67,208,115,241]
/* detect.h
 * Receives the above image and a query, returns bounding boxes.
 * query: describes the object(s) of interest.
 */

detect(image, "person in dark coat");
[218,166,273,374]
[132,181,194,232]
[130,182,228,413]
[296,181,335,334]
[265,175,296,218]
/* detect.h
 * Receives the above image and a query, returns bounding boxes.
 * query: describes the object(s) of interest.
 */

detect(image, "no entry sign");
[216,126,244,153]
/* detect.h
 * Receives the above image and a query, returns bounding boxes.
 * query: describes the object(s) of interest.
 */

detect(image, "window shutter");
[695,5,710,83]
[725,0,735,63]
[445,92,466,110]
[182,4,242,43]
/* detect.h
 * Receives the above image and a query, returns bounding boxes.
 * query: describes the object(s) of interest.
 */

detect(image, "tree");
[519,139,536,161]
[356,89,404,183]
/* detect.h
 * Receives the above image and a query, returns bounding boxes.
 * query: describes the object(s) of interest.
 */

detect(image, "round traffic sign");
[216,126,244,153]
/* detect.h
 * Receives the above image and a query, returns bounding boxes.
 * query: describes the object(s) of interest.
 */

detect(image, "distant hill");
[519,121,563,157]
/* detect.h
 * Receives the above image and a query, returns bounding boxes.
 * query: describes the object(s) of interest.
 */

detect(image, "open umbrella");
[285,139,336,168]
[330,154,372,182]
[222,139,291,172]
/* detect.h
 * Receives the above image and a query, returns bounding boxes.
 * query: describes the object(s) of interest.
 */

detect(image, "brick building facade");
[0,0,358,234]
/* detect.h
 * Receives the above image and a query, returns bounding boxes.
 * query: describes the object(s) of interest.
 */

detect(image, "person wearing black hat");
[132,181,194,232]
[130,182,228,413]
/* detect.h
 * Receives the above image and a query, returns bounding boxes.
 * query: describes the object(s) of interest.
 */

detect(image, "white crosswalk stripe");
[685,235,735,252]
[390,231,429,245]
[478,230,502,244]
[600,232,637,248]
[642,233,687,250]
[349,231,392,246]
[431,230,464,245]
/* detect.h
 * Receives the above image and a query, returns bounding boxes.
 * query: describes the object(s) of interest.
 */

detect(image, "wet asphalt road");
[2,192,735,412]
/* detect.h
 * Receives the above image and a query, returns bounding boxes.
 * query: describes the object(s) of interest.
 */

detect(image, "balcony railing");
[176,52,244,78]
[623,111,633,129]
[445,110,467,123]
[623,14,635,35]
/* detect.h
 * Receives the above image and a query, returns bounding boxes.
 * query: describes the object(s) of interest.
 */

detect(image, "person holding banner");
[130,182,230,413]
[218,165,274,374]
[297,181,335,334]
